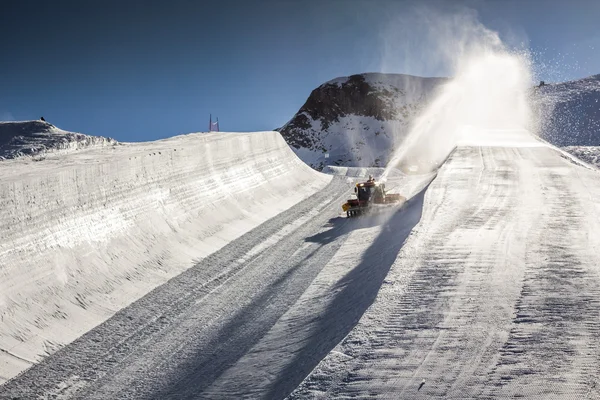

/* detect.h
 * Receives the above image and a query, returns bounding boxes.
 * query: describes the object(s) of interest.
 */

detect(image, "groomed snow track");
[0,129,331,385]
[2,129,600,399]
[290,145,600,399]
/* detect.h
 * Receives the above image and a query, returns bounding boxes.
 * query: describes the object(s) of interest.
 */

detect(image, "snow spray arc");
[382,9,533,178]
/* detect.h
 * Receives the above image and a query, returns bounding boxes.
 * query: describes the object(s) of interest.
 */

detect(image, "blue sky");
[1,0,599,141]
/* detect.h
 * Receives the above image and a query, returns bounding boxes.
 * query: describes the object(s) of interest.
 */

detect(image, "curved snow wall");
[0,131,331,384]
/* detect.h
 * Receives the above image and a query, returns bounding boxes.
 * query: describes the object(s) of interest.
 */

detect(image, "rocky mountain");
[0,120,118,160]
[278,73,446,170]
[560,146,600,168]
[281,72,600,171]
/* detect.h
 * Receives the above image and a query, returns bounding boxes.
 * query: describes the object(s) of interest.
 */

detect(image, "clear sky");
[1,0,599,141]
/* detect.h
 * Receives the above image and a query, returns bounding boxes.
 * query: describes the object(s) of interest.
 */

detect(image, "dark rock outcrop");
[278,73,446,170]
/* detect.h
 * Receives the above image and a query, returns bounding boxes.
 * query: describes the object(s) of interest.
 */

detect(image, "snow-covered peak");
[532,74,600,146]
[323,76,350,87]
[279,73,447,170]
[0,120,118,159]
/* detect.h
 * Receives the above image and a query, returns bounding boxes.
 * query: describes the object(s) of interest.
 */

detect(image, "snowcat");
[342,176,406,217]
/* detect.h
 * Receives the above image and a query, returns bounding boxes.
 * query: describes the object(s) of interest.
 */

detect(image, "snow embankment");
[0,130,331,384]
[532,74,600,146]
[323,166,407,179]
[0,121,118,159]
[561,146,600,169]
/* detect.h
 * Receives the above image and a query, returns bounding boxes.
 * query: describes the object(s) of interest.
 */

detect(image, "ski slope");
[0,129,331,384]
[2,127,600,399]
[291,137,600,399]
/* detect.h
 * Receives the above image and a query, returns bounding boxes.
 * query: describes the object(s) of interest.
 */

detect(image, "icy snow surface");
[2,126,600,399]
[323,165,405,179]
[532,74,600,146]
[0,128,330,384]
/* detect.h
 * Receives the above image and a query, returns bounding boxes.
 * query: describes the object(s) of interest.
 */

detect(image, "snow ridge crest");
[0,120,118,160]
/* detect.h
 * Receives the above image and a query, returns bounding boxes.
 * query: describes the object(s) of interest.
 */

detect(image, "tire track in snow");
[483,163,600,398]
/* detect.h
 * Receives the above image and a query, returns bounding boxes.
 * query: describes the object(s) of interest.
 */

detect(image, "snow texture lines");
[290,145,600,399]
[0,130,331,384]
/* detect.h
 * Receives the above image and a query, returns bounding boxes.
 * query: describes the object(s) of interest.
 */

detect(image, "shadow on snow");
[149,183,429,400]
[266,183,429,399]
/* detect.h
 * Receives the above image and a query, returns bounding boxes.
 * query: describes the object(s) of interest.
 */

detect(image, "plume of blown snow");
[380,7,534,178]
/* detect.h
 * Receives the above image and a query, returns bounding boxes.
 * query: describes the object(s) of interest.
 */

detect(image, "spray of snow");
[381,8,534,178]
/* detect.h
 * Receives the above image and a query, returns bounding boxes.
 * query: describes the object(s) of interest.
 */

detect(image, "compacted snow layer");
[0,120,117,159]
[290,145,600,399]
[4,137,600,399]
[0,172,432,399]
[0,130,331,384]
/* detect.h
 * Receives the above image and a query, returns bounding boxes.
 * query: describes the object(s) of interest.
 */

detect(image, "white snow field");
[2,126,600,399]
[290,134,600,399]
[0,128,331,385]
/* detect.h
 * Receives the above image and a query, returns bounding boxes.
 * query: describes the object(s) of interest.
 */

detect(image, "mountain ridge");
[0,120,118,160]
[280,72,600,170]
[278,72,447,170]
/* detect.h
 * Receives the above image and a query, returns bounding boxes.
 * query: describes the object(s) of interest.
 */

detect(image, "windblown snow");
[2,74,600,400]
[531,74,600,170]
[281,73,600,173]
[532,74,600,146]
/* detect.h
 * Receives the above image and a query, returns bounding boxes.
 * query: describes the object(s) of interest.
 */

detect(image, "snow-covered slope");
[532,74,600,146]
[0,129,330,384]
[0,120,117,159]
[279,73,446,170]
[290,142,600,399]
[530,75,600,169]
